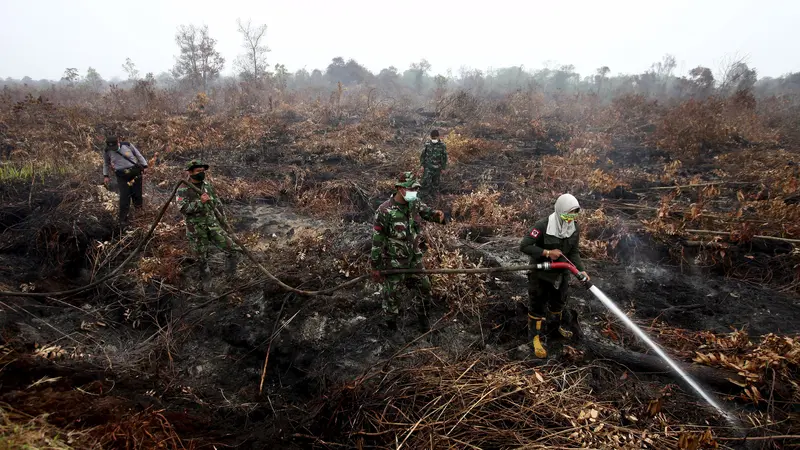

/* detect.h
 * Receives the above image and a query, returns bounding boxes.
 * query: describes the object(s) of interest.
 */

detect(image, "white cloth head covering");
[546,194,580,239]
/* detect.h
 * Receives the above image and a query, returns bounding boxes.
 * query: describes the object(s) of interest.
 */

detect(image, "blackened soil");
[2,204,800,448]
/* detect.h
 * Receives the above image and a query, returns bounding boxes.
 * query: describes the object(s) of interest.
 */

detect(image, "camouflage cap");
[395,171,421,189]
[185,159,210,171]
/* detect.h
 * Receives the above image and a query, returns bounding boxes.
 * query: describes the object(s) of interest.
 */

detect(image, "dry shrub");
[223,114,271,147]
[135,221,188,284]
[296,179,371,219]
[651,97,779,158]
[337,352,719,449]
[445,130,504,164]
[740,200,800,237]
[560,131,614,156]
[528,117,549,139]
[93,408,192,450]
[693,332,800,404]
[285,228,335,276]
[642,192,685,237]
[660,160,683,183]
[609,94,662,133]
[579,208,623,260]
[450,186,522,232]
[484,91,550,137]
[303,121,393,165]
[423,228,489,317]
[271,226,371,288]
[447,90,483,120]
[211,174,291,203]
[719,148,799,197]
[540,153,597,192]
[647,323,800,407]
[119,115,225,155]
[588,168,629,193]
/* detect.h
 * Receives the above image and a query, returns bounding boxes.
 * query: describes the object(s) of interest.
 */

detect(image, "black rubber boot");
[549,309,574,339]
[416,312,430,332]
[527,314,547,358]
[225,253,239,275]
[415,301,430,332]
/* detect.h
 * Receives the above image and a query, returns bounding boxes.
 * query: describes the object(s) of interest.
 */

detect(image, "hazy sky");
[1,0,798,81]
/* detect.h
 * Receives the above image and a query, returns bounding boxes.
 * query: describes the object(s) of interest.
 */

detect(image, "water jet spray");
[536,261,740,427]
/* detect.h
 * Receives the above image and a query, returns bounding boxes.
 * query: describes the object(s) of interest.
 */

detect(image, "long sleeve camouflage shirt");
[177,181,221,220]
[370,196,440,270]
[420,140,448,170]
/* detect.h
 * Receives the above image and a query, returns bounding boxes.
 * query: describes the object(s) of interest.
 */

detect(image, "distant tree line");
[3,19,800,103]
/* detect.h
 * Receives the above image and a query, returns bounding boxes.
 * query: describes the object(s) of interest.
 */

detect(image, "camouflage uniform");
[371,173,443,327]
[1,138,14,161]
[176,160,241,276]
[420,139,448,197]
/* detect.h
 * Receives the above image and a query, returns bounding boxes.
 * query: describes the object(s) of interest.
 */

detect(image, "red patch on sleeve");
[529,229,540,238]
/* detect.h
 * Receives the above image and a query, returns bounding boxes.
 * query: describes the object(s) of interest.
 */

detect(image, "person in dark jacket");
[519,193,590,358]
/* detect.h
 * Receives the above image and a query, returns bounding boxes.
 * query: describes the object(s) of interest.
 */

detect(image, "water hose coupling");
[535,261,591,286]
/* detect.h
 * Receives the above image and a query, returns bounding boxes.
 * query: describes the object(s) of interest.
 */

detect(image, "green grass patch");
[0,405,84,450]
[0,162,72,183]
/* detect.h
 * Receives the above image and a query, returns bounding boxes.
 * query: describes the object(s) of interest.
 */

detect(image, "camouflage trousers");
[185,216,240,260]
[421,167,442,196]
[381,268,433,318]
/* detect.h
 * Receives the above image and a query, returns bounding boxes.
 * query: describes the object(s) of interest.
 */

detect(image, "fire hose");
[1,179,590,299]
[1,180,745,428]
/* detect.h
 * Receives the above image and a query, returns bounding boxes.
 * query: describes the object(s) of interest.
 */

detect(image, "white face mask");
[403,190,418,202]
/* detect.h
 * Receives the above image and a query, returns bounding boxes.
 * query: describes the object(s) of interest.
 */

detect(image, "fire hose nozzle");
[536,260,591,286]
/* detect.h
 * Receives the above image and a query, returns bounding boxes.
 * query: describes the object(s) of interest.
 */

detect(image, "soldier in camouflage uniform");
[177,160,241,282]
[420,130,448,198]
[1,139,14,161]
[370,172,446,331]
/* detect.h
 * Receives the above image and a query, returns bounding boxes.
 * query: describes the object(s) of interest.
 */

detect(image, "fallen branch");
[584,338,748,392]
[635,182,754,191]
[686,229,800,245]
[717,434,800,441]
[682,241,728,249]
[259,292,291,395]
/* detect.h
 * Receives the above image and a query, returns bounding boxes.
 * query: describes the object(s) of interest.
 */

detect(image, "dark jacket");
[520,217,585,285]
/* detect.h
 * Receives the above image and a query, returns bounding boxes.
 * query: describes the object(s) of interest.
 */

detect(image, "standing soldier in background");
[177,160,241,286]
[1,139,15,161]
[102,135,148,229]
[420,129,448,198]
[519,193,590,358]
[370,172,446,332]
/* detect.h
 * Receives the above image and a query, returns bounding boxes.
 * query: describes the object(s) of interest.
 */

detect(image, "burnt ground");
[2,131,800,448]
[3,198,800,448]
